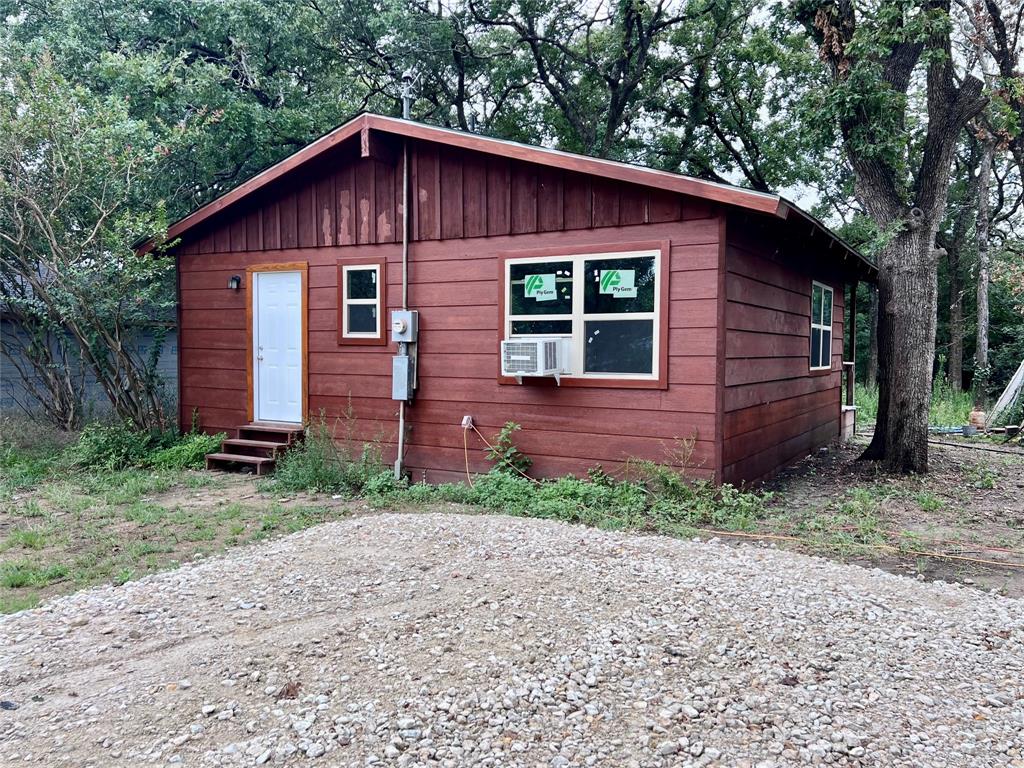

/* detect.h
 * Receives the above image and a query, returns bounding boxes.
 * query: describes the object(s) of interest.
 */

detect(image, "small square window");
[338,260,386,345]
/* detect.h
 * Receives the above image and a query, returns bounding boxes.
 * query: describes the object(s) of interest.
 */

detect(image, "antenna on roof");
[401,69,419,120]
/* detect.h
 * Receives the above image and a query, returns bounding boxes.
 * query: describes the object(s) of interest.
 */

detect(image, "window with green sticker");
[504,248,662,381]
[810,281,833,370]
[508,261,573,316]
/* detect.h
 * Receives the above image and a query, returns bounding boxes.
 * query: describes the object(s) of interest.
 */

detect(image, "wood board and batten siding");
[721,212,848,485]
[177,140,723,482]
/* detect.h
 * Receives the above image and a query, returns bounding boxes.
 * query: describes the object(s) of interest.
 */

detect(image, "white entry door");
[253,270,303,423]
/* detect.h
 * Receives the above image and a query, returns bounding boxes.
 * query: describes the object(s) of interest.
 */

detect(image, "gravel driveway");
[1,512,1022,767]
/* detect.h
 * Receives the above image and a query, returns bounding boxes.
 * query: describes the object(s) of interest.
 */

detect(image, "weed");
[914,491,945,512]
[269,414,385,494]
[485,422,532,475]
[15,499,46,518]
[42,484,95,515]
[63,422,175,471]
[149,431,225,470]
[366,456,769,540]
[1,561,69,589]
[0,444,57,499]
[124,502,167,525]
[3,529,49,551]
[966,464,998,489]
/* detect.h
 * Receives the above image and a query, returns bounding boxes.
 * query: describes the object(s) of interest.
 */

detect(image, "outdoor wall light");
[228,275,242,290]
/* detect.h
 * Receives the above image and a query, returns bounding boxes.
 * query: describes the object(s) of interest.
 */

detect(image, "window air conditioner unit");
[501,337,568,384]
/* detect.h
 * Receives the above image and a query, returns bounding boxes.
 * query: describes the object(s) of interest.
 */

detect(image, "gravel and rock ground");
[1,512,1023,767]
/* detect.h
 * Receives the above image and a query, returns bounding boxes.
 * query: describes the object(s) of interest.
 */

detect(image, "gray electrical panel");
[392,354,415,401]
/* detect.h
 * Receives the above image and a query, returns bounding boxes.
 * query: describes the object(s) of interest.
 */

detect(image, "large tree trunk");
[974,139,994,408]
[947,246,964,390]
[866,287,879,387]
[861,221,939,473]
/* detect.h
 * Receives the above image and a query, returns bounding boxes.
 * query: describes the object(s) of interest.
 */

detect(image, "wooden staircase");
[205,423,304,476]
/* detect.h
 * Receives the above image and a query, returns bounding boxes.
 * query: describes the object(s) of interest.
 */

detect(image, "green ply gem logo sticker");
[599,269,637,298]
[524,273,556,301]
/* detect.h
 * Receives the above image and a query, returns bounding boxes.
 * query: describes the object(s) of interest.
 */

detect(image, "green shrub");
[270,419,386,494]
[149,431,226,470]
[63,422,176,470]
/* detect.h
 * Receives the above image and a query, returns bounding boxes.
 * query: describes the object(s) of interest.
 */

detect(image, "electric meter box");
[390,310,419,343]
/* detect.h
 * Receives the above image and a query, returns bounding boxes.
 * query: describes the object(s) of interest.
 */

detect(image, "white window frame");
[504,249,661,381]
[810,280,834,371]
[341,263,382,339]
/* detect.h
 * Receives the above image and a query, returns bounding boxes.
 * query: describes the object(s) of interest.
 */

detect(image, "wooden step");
[238,423,304,444]
[221,438,287,459]
[205,453,276,476]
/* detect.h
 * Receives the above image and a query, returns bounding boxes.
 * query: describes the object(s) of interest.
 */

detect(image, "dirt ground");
[762,434,1024,597]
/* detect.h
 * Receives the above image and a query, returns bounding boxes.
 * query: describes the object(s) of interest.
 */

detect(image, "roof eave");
[137,113,873,281]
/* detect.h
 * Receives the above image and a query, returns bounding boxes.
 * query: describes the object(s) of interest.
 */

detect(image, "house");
[139,113,875,484]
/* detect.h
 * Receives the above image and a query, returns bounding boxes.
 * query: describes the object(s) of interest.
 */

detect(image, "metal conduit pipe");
[394,136,410,480]
[393,76,413,481]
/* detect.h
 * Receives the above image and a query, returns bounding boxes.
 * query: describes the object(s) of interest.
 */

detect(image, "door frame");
[246,261,309,423]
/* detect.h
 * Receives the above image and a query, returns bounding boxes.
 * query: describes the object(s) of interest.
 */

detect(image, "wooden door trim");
[246,261,309,424]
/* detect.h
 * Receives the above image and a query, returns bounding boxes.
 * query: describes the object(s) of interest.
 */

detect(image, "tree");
[0,271,86,430]
[0,54,177,428]
[796,0,986,473]
[467,0,692,158]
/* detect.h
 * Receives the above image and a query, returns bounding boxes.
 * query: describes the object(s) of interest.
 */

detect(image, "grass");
[0,418,353,614]
[854,380,975,427]
[3,410,1020,612]
[2,528,50,551]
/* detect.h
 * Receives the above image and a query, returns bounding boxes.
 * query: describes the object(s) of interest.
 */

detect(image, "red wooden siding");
[178,142,706,258]
[721,214,848,484]
[176,139,724,481]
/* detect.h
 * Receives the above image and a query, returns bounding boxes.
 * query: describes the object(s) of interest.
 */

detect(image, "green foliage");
[269,419,386,495]
[148,431,226,470]
[0,444,55,499]
[60,422,227,471]
[63,423,175,471]
[365,460,769,537]
[485,422,533,475]
[854,382,973,427]
[0,561,68,589]
[929,379,974,427]
[0,52,180,428]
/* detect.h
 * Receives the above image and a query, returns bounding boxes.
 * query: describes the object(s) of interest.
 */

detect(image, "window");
[810,281,833,370]
[504,247,663,381]
[338,259,386,345]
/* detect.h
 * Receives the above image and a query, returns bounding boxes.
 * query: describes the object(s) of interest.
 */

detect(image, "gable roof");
[141,112,875,278]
